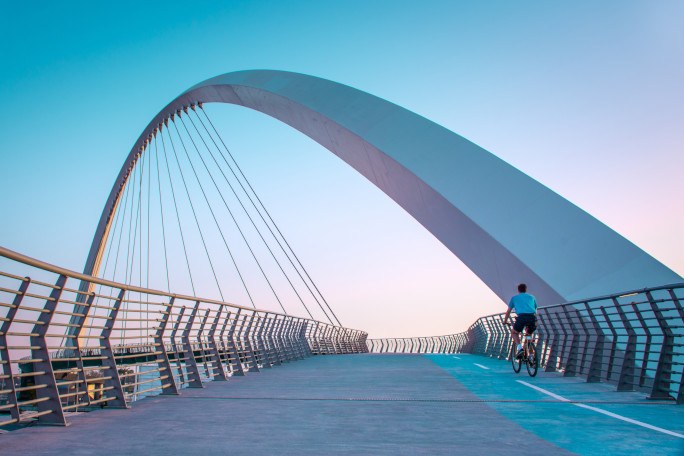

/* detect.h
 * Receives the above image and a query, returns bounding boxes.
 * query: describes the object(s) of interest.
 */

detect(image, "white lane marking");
[452,356,461,360]
[517,380,684,439]
[474,363,489,370]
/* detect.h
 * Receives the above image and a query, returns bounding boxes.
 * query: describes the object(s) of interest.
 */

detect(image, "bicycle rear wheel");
[526,342,539,377]
[511,344,521,373]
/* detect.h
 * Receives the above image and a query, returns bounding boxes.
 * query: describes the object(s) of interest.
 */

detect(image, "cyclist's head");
[518,283,527,293]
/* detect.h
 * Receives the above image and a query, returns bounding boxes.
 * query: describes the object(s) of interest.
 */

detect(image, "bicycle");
[505,322,539,377]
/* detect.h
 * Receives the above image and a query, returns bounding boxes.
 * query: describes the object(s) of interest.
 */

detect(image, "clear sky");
[0,1,682,338]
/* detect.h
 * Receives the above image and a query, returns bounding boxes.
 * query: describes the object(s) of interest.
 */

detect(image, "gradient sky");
[0,1,682,338]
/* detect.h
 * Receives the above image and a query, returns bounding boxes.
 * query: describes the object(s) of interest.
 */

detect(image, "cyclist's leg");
[512,316,525,355]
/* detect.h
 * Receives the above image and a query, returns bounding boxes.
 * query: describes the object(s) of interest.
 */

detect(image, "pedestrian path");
[1,354,682,455]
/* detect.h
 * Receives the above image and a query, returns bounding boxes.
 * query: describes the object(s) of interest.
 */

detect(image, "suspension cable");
[166,115,257,308]
[181,111,311,318]
[173,113,289,314]
[160,126,197,296]
[85,166,131,344]
[154,134,171,293]
[197,106,342,325]
[164,118,226,301]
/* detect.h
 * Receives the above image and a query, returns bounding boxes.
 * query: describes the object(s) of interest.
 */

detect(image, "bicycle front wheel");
[526,342,539,377]
[511,344,522,373]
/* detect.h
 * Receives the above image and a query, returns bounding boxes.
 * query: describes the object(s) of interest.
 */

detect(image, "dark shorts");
[513,313,537,334]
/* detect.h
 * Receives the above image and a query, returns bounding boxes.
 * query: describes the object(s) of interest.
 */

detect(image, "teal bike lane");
[428,354,684,455]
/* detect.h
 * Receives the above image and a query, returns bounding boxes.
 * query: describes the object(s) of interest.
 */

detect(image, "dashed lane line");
[474,363,490,370]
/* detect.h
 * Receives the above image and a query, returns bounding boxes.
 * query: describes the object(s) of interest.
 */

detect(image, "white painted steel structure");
[84,70,681,308]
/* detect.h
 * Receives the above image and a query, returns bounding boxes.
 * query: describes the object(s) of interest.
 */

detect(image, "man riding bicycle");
[503,283,538,359]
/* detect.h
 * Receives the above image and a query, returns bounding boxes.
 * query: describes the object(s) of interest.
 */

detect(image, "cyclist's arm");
[503,306,513,325]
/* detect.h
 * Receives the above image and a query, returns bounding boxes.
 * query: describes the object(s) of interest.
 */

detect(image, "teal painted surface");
[428,354,684,455]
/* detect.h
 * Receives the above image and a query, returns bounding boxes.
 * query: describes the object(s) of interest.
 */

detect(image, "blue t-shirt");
[508,293,537,315]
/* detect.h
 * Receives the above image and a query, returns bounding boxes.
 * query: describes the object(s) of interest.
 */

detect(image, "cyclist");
[503,283,538,359]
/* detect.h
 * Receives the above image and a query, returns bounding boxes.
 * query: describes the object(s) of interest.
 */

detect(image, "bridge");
[1,70,683,454]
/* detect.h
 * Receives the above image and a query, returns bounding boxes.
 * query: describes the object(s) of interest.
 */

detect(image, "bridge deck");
[2,354,683,455]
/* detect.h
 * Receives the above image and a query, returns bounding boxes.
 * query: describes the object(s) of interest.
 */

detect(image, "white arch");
[84,70,681,306]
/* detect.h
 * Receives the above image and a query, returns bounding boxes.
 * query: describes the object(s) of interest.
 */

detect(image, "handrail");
[367,282,684,405]
[0,246,368,429]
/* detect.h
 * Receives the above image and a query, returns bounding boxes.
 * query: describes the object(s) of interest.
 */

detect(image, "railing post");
[281,317,293,360]
[629,301,652,388]
[216,310,232,372]
[562,307,580,377]
[243,313,260,372]
[255,314,272,368]
[263,315,278,364]
[646,291,675,401]
[667,289,684,404]
[293,319,306,358]
[182,302,204,388]
[68,290,94,410]
[93,290,128,408]
[275,317,288,362]
[599,306,618,382]
[227,310,245,376]
[292,319,303,358]
[286,319,299,359]
[196,309,212,378]
[169,306,187,385]
[0,277,31,425]
[153,297,180,394]
[299,321,311,357]
[544,311,561,372]
[615,299,637,392]
[30,274,68,425]
[574,303,592,376]
[206,307,228,381]
[585,303,606,383]
[268,316,283,365]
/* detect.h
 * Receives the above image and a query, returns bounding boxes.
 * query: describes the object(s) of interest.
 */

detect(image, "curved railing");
[0,246,367,428]
[367,283,684,404]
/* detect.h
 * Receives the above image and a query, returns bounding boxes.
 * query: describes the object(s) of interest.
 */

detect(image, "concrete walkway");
[1,354,683,455]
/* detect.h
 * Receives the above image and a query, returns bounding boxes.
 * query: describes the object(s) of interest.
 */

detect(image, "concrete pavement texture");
[1,354,682,455]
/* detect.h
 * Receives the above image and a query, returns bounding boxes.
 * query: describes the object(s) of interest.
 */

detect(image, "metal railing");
[0,246,368,428]
[367,283,684,404]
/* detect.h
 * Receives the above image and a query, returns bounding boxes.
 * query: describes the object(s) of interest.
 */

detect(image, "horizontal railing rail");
[0,246,368,429]
[367,283,684,404]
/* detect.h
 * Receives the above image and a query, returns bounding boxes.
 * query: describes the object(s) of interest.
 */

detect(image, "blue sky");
[0,1,682,337]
